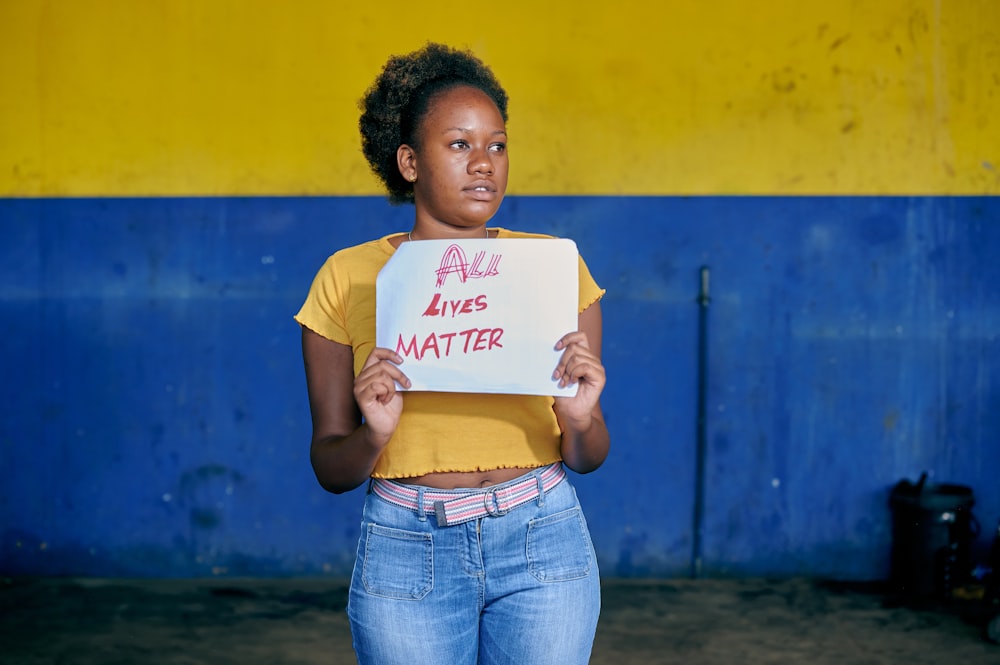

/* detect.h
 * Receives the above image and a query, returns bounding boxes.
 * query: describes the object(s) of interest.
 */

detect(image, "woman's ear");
[397,144,417,183]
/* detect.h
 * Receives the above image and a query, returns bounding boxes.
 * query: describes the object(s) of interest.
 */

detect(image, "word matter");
[395,328,504,361]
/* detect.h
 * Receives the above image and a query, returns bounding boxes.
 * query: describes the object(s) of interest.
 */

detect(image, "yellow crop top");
[294,228,606,479]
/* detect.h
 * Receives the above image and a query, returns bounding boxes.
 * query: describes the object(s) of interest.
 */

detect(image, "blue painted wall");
[2,195,997,579]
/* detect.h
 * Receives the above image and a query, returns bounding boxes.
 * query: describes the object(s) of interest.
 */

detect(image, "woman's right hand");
[353,347,411,445]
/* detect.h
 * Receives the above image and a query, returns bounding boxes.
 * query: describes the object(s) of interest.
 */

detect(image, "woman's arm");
[552,301,610,473]
[301,327,409,493]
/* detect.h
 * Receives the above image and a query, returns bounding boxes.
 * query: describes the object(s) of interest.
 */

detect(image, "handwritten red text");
[435,244,501,287]
[396,328,504,360]
[422,293,488,318]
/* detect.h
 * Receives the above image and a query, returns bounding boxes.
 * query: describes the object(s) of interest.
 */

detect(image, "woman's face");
[403,85,508,232]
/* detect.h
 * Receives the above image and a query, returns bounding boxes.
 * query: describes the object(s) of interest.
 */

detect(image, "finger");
[357,368,411,395]
[354,372,396,404]
[557,354,606,389]
[363,363,411,389]
[358,348,411,389]
[553,344,600,386]
[361,346,404,369]
[554,330,590,351]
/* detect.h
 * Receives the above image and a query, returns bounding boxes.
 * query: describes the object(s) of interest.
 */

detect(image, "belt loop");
[366,478,374,495]
[416,486,427,522]
[434,501,448,527]
[535,467,546,507]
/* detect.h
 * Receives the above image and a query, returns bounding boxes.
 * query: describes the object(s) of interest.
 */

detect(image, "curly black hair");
[359,42,509,205]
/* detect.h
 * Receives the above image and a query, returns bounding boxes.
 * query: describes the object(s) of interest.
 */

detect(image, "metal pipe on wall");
[691,265,711,578]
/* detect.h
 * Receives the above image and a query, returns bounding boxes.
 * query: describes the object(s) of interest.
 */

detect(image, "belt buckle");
[483,488,508,517]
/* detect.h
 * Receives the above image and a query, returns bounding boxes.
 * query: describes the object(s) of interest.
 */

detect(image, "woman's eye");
[450,140,469,149]
[489,143,506,153]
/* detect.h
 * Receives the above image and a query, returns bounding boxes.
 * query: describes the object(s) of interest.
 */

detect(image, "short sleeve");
[294,255,351,345]
[578,255,606,313]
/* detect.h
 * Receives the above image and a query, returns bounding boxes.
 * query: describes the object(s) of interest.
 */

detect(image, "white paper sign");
[376,238,579,396]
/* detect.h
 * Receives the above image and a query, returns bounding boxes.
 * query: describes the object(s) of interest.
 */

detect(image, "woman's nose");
[468,148,494,175]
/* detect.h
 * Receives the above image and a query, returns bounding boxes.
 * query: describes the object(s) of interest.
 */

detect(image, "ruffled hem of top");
[370,457,562,481]
[580,289,607,313]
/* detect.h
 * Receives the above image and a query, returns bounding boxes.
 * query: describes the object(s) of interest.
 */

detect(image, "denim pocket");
[361,524,433,600]
[526,507,593,582]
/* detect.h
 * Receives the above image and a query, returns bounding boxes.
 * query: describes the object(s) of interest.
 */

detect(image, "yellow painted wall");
[1,0,997,196]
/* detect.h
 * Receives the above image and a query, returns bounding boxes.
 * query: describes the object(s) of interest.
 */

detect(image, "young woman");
[295,42,609,665]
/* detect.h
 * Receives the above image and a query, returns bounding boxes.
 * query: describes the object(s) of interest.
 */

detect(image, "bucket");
[888,473,978,601]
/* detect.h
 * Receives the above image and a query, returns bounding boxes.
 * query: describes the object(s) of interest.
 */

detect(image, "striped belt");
[371,463,566,527]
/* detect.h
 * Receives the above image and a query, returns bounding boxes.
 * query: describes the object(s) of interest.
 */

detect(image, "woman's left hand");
[552,330,605,427]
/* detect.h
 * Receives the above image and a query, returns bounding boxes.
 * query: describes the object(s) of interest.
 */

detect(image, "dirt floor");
[1,576,998,664]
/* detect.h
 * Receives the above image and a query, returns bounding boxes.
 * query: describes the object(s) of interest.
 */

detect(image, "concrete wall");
[1,1,998,579]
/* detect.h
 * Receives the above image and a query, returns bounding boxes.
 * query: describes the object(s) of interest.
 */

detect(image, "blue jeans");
[347,466,601,665]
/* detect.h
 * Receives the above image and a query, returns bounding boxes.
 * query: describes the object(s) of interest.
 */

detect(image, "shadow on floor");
[1,576,997,664]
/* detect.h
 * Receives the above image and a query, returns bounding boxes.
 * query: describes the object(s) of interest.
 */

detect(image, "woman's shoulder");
[324,234,401,264]
[307,235,401,285]
[496,228,557,240]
